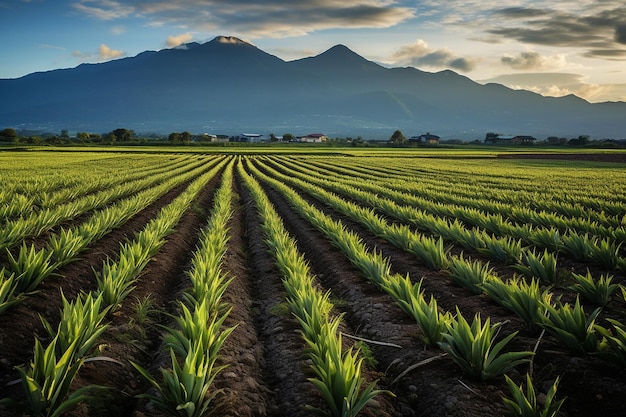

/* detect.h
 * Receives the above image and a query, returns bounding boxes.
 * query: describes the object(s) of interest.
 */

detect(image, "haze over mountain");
[1,36,624,140]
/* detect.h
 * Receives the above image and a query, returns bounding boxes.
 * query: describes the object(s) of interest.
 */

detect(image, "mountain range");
[1,35,624,140]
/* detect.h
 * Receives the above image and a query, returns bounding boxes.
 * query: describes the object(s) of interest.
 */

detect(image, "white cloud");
[166,33,193,48]
[111,25,126,35]
[73,0,135,20]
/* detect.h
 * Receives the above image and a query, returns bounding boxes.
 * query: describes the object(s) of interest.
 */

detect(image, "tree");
[180,131,192,144]
[283,133,295,142]
[168,132,181,143]
[269,133,278,142]
[390,130,406,145]
[110,128,135,142]
[0,128,18,142]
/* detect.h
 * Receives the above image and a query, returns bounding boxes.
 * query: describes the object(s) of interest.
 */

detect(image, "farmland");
[0,148,625,417]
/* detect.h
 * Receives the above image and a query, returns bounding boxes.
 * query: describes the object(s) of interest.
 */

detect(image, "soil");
[0,156,624,417]
[497,153,626,163]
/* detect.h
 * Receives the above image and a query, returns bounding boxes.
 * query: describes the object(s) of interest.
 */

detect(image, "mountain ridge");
[1,36,624,139]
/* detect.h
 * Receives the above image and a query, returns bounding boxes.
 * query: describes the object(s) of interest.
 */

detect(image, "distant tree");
[547,136,567,146]
[27,136,42,145]
[76,132,91,143]
[110,128,135,142]
[485,132,499,142]
[568,135,590,146]
[390,130,406,145]
[60,129,69,138]
[0,128,18,142]
[283,133,295,142]
[180,131,192,144]
[269,133,278,142]
[103,133,116,145]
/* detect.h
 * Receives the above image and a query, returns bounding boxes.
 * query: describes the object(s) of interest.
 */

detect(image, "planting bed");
[0,150,624,417]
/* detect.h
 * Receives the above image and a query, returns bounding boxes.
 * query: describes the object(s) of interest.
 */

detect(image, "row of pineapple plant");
[0,158,227,416]
[299,155,625,219]
[0,154,191,221]
[132,158,236,417]
[0,155,215,251]
[246,159,535,384]
[0,156,224,315]
[269,156,623,271]
[240,160,388,416]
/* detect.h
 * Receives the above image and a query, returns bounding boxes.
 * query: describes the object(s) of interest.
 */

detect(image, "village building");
[409,133,440,144]
[298,133,328,143]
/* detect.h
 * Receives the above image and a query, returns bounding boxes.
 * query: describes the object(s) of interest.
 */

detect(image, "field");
[0,148,624,417]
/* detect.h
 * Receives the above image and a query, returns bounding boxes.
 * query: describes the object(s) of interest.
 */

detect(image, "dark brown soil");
[498,153,626,163]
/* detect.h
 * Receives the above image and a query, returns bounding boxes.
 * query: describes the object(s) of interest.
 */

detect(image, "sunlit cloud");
[390,39,478,72]
[166,32,193,48]
[500,50,570,70]
[481,72,625,102]
[98,43,124,60]
[72,43,125,61]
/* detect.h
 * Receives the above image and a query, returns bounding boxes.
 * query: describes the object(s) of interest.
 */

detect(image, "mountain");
[1,35,624,140]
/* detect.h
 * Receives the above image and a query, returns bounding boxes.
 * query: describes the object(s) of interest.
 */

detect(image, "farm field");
[0,149,625,417]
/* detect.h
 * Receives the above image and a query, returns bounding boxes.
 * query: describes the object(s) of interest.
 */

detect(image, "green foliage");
[41,292,109,358]
[481,276,553,332]
[14,337,104,417]
[447,254,494,294]
[382,275,452,346]
[409,235,450,271]
[7,244,57,293]
[596,318,626,367]
[503,373,565,417]
[479,234,523,264]
[0,268,23,315]
[513,249,558,285]
[133,344,224,417]
[438,309,533,381]
[569,270,618,307]
[305,326,391,417]
[541,297,600,354]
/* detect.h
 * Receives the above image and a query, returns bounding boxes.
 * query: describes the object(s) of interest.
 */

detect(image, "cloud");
[485,4,626,59]
[390,39,478,72]
[481,72,626,102]
[500,50,570,70]
[98,44,125,60]
[73,0,134,20]
[166,32,193,48]
[72,0,415,38]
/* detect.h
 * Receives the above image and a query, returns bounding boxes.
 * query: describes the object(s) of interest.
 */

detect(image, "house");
[237,133,263,142]
[409,133,440,144]
[511,135,536,144]
[299,133,328,143]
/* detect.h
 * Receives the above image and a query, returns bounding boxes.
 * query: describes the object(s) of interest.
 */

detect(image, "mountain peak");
[211,36,251,46]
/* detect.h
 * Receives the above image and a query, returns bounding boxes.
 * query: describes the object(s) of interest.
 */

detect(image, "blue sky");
[2,0,626,102]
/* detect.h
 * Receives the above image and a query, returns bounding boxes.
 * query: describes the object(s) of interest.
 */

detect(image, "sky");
[1,0,626,103]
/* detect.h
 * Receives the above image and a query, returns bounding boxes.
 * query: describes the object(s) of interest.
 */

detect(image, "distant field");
[0,149,624,417]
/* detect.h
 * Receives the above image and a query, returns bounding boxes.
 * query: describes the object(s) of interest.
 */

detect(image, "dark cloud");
[616,24,626,44]
[73,0,415,37]
[391,39,477,72]
[486,5,626,60]
[492,7,548,19]
[501,51,544,69]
